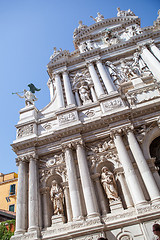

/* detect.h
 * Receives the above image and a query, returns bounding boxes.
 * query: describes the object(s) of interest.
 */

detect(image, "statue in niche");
[101,166,119,201]
[119,59,138,82]
[133,52,151,74]
[79,81,91,103]
[50,180,64,215]
[117,7,135,17]
[90,12,104,22]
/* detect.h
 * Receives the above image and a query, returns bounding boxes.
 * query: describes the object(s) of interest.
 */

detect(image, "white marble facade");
[11,9,160,240]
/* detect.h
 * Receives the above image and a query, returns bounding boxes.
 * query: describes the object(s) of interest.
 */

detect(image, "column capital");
[73,139,84,148]
[123,125,134,134]
[85,60,94,67]
[61,142,73,151]
[110,128,122,138]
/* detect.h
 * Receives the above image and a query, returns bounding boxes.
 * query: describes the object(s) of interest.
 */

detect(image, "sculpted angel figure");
[101,166,119,201]
[13,83,40,106]
[90,12,104,22]
[50,180,64,215]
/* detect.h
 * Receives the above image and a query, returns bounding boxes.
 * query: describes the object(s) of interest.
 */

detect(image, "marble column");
[54,73,65,108]
[28,155,39,232]
[76,141,99,218]
[87,61,105,98]
[116,171,133,208]
[41,187,50,228]
[126,128,160,202]
[15,159,28,234]
[63,183,73,222]
[94,174,108,215]
[139,45,160,81]
[96,60,115,94]
[150,42,160,61]
[64,145,83,220]
[62,71,75,106]
[113,131,146,206]
[48,78,54,101]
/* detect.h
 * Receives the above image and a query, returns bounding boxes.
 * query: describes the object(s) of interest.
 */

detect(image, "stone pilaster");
[40,187,50,228]
[116,169,133,208]
[93,174,108,216]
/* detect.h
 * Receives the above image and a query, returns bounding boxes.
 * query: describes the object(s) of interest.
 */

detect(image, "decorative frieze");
[17,124,34,138]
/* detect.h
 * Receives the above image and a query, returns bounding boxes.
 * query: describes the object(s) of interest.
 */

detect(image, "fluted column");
[87,61,105,98]
[75,140,99,218]
[28,155,39,231]
[41,187,50,228]
[126,128,160,203]
[15,158,28,235]
[54,73,65,108]
[113,131,146,206]
[150,42,160,61]
[96,60,115,94]
[64,145,83,220]
[94,174,108,215]
[116,171,133,208]
[139,44,160,81]
[62,70,75,106]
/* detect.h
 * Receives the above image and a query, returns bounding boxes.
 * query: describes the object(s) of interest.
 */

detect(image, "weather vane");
[12,83,41,106]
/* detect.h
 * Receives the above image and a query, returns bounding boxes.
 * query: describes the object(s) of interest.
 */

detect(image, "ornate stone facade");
[11,8,160,240]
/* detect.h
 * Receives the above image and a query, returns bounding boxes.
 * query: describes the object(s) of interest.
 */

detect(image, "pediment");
[73,15,140,43]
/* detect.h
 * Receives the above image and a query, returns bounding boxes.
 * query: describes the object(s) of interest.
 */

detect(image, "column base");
[87,212,100,219]
[14,229,26,235]
[109,198,123,213]
[51,214,65,225]
[151,196,160,205]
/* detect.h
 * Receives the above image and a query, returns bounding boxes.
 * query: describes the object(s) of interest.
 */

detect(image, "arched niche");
[150,136,160,175]
[141,126,160,159]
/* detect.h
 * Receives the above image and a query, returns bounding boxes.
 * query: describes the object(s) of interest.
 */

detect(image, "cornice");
[47,30,160,72]
[74,16,140,42]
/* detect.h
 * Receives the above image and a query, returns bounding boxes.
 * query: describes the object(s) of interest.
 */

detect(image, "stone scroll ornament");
[12,83,41,106]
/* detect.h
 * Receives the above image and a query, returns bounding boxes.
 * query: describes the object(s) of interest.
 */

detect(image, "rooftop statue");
[73,20,87,39]
[117,7,135,17]
[12,83,41,106]
[90,12,104,22]
[50,47,62,61]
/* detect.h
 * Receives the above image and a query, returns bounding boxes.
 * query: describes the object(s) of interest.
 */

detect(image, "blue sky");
[0,0,159,174]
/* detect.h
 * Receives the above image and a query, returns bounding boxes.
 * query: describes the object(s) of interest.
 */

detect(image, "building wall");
[0,172,18,212]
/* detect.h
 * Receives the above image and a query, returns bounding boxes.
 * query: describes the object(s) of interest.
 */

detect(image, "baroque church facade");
[11,8,160,240]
